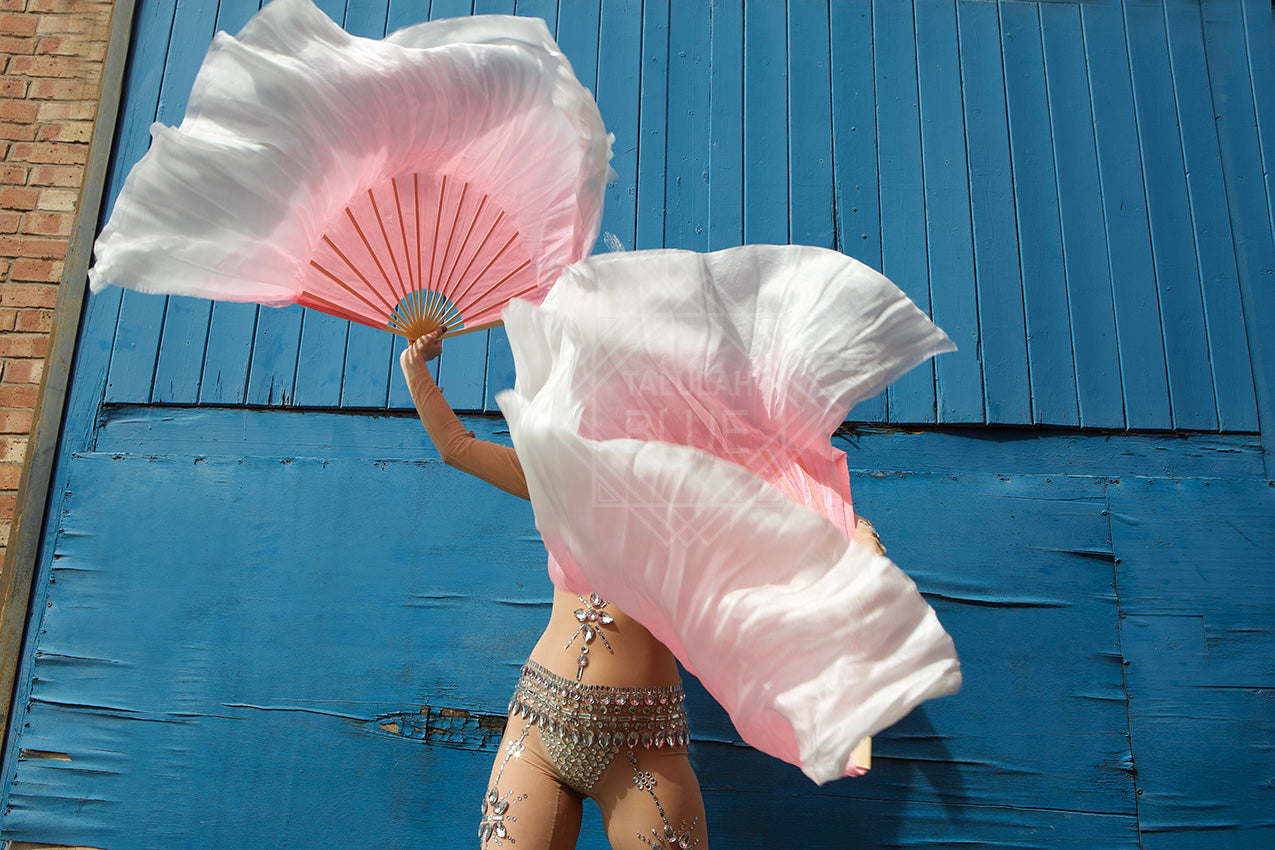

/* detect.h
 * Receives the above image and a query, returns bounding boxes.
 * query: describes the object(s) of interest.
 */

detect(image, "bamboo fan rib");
[301,171,537,340]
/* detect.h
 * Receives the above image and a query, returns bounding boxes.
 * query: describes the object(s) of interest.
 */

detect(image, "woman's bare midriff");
[526,588,683,688]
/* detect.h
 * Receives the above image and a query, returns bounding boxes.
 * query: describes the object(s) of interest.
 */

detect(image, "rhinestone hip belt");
[507,660,690,794]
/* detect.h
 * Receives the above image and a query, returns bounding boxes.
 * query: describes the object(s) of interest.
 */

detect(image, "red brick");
[0,435,27,462]
[37,187,75,210]
[28,164,77,186]
[38,120,91,143]
[0,0,26,14]
[21,211,69,236]
[1,282,57,306]
[34,100,92,122]
[3,357,42,383]
[0,332,45,358]
[9,258,57,282]
[0,78,24,97]
[0,407,31,433]
[0,14,36,37]
[14,307,49,331]
[0,120,34,141]
[0,185,37,209]
[0,35,33,55]
[0,463,23,490]
[0,235,67,258]
[0,308,14,331]
[0,99,36,122]
[7,140,86,164]
[0,211,19,233]
[30,0,83,18]
[7,55,83,78]
[35,34,60,53]
[0,163,27,182]
[0,382,36,407]
[28,78,92,100]
[0,495,16,522]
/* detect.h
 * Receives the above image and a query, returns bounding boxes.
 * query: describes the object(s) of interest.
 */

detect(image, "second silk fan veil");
[499,246,963,784]
[89,0,612,339]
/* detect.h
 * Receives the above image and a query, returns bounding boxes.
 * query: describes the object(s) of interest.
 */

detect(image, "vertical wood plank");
[104,0,196,404]
[338,0,397,411]
[556,0,601,96]
[742,0,788,246]
[1243,0,1275,233]
[513,0,558,29]
[246,306,304,406]
[1081,0,1173,430]
[386,0,430,31]
[473,0,516,14]
[664,0,710,251]
[1001,2,1077,427]
[830,0,880,271]
[386,0,426,415]
[787,0,834,249]
[597,0,643,251]
[1201,0,1275,475]
[1041,3,1125,429]
[708,0,743,250]
[344,0,391,38]
[429,0,475,18]
[144,0,223,405]
[1125,0,1218,432]
[91,0,180,402]
[875,0,936,423]
[291,313,348,407]
[955,0,1029,425]
[831,0,887,422]
[150,295,208,403]
[198,303,257,404]
[187,3,271,407]
[1162,0,1258,433]
[284,0,352,409]
[635,0,669,249]
[916,0,982,423]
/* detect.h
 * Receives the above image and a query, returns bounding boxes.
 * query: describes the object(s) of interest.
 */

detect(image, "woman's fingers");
[405,325,445,365]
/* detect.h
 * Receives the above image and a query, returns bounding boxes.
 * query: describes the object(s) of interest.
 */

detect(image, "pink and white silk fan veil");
[89,0,611,340]
[497,246,963,785]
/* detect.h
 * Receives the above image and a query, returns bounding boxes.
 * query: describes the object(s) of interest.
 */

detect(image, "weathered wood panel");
[1109,477,1275,846]
[91,0,1271,436]
[4,448,1189,848]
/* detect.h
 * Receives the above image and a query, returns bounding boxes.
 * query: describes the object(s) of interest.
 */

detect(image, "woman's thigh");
[592,747,708,849]
[480,719,583,850]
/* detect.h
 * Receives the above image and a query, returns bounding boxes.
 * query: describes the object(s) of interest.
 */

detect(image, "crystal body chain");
[479,725,530,846]
[564,592,615,680]
[630,750,701,849]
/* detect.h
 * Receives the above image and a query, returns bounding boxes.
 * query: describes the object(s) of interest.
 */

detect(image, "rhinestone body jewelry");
[629,750,701,849]
[565,592,615,680]
[479,725,530,846]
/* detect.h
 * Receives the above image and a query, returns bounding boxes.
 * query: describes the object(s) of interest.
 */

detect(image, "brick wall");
[0,0,114,563]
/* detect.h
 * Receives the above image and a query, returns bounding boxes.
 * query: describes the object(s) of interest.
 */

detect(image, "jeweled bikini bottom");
[506,660,690,795]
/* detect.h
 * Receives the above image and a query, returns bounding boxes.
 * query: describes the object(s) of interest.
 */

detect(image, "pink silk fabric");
[499,246,963,784]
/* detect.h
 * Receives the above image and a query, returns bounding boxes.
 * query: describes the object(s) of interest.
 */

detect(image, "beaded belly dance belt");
[507,660,690,794]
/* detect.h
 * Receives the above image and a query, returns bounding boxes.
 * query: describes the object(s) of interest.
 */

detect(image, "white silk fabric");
[498,246,963,784]
[89,0,611,329]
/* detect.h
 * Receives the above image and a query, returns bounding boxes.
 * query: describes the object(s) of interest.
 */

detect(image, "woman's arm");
[400,329,530,501]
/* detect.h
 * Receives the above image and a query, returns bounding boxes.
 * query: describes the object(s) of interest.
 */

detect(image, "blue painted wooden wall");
[3,0,1274,847]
